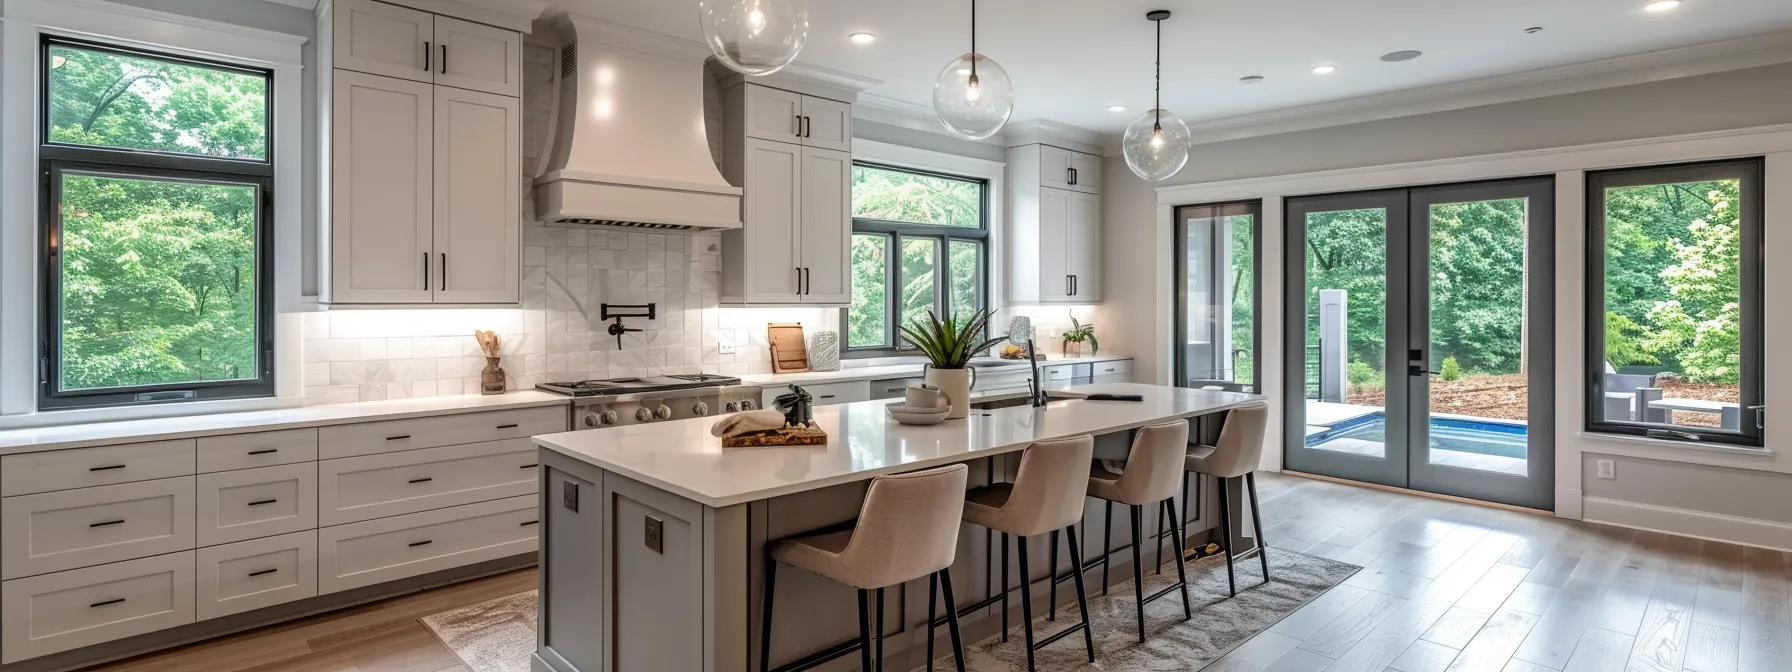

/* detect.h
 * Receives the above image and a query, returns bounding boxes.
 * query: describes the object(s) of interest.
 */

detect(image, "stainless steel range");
[537,374,762,430]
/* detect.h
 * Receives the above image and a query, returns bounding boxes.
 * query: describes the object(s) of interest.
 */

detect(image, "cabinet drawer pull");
[90,520,125,528]
[819,395,836,399]
[248,499,278,507]
[90,598,126,608]
[408,477,433,484]
[248,568,279,577]
[89,464,126,472]
[247,449,279,456]
[408,540,433,548]
[520,464,538,469]
[521,520,539,526]
[497,424,519,429]
[386,435,412,441]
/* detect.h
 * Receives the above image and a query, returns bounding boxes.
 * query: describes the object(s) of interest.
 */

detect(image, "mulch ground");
[1341,374,1736,425]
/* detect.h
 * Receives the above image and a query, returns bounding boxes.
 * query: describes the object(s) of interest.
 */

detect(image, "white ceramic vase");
[923,365,976,419]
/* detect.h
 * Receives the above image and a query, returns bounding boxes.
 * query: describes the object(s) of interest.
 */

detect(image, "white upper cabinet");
[433,16,522,97]
[1007,144,1103,304]
[432,87,520,304]
[330,71,434,304]
[333,0,433,83]
[720,83,856,306]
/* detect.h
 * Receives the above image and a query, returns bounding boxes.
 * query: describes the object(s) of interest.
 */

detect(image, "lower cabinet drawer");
[1092,359,1132,378]
[2,477,197,580]
[317,495,537,595]
[0,551,197,663]
[318,439,539,526]
[761,380,869,408]
[197,531,317,621]
[198,464,319,547]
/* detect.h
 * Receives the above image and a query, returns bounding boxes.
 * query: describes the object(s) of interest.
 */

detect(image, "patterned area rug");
[421,548,1358,672]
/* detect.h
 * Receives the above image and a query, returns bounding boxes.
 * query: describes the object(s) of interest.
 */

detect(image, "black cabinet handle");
[408,477,433,484]
[90,520,125,528]
[387,435,412,441]
[440,44,447,75]
[441,253,447,291]
[424,41,431,72]
[1069,167,1078,185]
[819,395,836,399]
[409,540,433,547]
[521,520,539,526]
[247,449,279,456]
[249,568,279,577]
[794,114,802,137]
[497,424,519,429]
[423,253,429,291]
[520,464,538,469]
[90,598,126,608]
[89,464,126,472]
[248,499,278,507]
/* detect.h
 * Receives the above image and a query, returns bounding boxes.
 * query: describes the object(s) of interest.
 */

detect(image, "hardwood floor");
[74,473,1789,672]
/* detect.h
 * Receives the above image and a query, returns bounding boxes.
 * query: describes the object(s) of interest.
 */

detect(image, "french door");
[1282,178,1556,510]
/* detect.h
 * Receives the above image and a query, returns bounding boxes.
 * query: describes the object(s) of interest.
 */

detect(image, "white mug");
[905,385,950,409]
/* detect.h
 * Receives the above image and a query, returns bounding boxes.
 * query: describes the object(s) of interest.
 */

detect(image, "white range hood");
[533,14,741,230]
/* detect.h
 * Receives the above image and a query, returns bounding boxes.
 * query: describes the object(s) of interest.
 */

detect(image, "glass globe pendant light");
[699,0,809,76]
[932,0,1013,140]
[1122,10,1191,181]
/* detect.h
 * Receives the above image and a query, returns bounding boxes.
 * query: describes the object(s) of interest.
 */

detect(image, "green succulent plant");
[898,309,1006,369]
[1062,312,1098,355]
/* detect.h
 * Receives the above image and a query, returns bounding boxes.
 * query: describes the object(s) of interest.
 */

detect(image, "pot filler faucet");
[601,303,655,349]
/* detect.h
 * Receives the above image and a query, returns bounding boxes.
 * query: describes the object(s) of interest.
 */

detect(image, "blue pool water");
[1306,412,1528,459]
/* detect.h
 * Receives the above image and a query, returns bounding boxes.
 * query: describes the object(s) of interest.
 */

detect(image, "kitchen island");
[530,383,1264,672]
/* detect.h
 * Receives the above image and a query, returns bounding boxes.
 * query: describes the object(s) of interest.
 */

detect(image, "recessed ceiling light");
[1644,0,1682,11]
[1239,75,1265,84]
[1311,64,1337,75]
[849,32,876,44]
[1107,105,1128,112]
[1380,50,1422,62]
[1524,26,1544,33]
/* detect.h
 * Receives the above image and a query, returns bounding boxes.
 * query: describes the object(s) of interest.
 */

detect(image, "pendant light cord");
[970,0,978,81]
[1153,16,1162,131]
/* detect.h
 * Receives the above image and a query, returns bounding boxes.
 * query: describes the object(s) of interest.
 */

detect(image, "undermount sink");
[970,393,1078,410]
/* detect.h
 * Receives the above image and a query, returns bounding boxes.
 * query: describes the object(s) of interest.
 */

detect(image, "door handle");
[1408,364,1440,376]
[424,41,431,72]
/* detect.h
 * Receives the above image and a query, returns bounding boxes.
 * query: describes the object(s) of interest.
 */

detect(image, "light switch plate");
[1596,459,1616,480]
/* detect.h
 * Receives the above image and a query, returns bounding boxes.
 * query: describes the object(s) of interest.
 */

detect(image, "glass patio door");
[1284,179,1556,510]
[1175,202,1260,393]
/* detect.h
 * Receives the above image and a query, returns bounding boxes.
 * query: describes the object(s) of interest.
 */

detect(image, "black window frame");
[1172,200,1263,394]
[843,162,991,356]
[1584,158,1764,447]
[38,36,277,411]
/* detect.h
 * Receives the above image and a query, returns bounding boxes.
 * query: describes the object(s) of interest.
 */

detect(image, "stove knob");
[583,413,599,428]
[655,405,673,420]
[724,401,740,413]
[693,401,711,416]
[740,399,756,411]
[635,408,654,422]
[599,410,618,426]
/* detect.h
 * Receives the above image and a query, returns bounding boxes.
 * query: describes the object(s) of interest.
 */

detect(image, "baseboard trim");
[1281,470,1554,516]
[1582,496,1792,552]
[1556,488,1584,520]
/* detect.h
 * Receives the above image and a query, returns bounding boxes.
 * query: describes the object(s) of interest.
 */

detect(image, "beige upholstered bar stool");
[1184,401,1271,596]
[760,464,970,672]
[1087,420,1194,643]
[960,435,1097,671]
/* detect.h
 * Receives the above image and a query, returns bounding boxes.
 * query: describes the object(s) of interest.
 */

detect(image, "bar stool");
[1184,401,1271,596]
[961,435,1096,671]
[1087,420,1194,643]
[760,464,969,672]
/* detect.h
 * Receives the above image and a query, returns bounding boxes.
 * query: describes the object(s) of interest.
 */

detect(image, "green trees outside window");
[846,165,988,351]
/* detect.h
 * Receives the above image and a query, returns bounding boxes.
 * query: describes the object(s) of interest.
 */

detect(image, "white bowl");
[886,404,951,425]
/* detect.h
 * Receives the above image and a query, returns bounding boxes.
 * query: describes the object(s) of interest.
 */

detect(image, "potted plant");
[899,309,1006,419]
[1062,312,1098,357]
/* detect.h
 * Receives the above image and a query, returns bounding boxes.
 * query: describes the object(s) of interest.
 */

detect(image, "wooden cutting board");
[767,323,810,374]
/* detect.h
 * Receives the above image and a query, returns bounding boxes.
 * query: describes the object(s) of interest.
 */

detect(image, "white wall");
[1103,63,1792,549]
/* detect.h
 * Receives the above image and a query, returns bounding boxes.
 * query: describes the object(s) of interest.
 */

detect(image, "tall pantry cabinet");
[322,0,524,305]
[1008,144,1104,304]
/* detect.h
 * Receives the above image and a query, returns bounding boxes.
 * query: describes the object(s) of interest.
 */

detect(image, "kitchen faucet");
[1027,338,1049,407]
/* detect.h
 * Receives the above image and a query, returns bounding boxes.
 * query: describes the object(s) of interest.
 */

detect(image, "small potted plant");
[1062,312,1098,357]
[899,310,1006,419]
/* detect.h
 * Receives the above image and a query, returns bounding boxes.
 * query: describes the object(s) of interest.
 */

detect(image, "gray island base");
[531,383,1265,672]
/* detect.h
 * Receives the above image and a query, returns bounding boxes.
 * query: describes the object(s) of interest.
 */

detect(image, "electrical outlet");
[718,344,737,355]
[1597,459,1616,480]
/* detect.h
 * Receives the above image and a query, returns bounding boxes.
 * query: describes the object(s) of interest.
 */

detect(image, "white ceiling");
[561,0,1792,135]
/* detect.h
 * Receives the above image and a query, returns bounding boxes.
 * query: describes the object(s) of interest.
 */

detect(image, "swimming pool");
[1306,412,1528,459]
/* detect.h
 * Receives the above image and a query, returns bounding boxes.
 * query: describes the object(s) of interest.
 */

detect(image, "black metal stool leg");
[759,558,776,672]
[1047,529,1059,622]
[926,573,938,672]
[1155,502,1166,575]
[940,570,967,672]
[1248,472,1271,584]
[1000,532,1010,642]
[1017,536,1037,672]
[1065,524,1095,663]
[1129,504,1146,643]
[857,589,873,672]
[1217,476,1236,597]
[875,587,885,672]
[1102,500,1113,596]
[1166,499,1192,620]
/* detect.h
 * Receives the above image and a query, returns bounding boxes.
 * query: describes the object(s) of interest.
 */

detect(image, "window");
[1174,202,1259,393]
[845,164,989,352]
[1586,159,1763,446]
[40,38,275,410]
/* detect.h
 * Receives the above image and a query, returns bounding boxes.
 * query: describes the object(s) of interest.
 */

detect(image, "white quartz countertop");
[0,392,571,455]
[534,383,1262,508]
[740,354,1134,386]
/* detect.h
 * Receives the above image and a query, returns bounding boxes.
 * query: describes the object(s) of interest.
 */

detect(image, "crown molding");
[347,0,550,32]
[1179,29,1792,147]
[850,94,1112,152]
[548,11,711,62]
[262,0,318,9]
[1002,119,1107,154]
